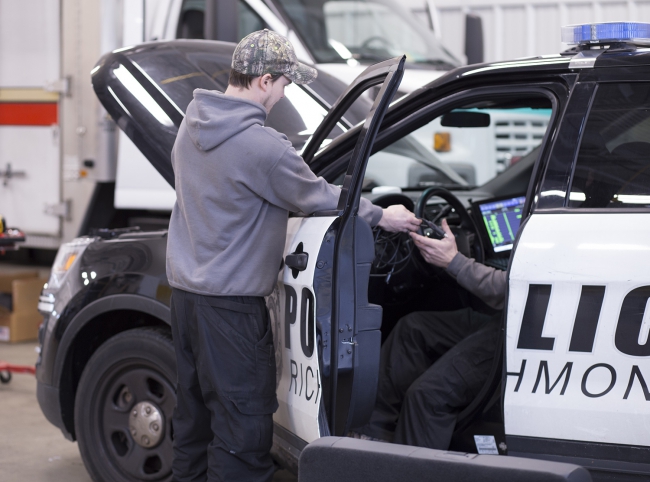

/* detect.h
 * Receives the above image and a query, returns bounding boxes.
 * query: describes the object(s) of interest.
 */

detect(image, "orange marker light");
[434,132,451,152]
[64,253,77,271]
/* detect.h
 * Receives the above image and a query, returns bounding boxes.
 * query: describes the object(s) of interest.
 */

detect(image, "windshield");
[271,0,459,66]
[332,133,466,190]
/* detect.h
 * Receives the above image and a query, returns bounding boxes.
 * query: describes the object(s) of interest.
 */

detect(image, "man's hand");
[409,219,458,268]
[377,205,420,233]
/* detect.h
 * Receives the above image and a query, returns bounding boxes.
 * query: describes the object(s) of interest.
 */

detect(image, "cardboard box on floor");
[0,271,47,343]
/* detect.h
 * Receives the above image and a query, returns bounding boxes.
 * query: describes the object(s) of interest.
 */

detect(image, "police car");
[36,23,650,481]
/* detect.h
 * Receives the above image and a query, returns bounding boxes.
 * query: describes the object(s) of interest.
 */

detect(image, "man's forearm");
[446,253,507,310]
[359,197,384,226]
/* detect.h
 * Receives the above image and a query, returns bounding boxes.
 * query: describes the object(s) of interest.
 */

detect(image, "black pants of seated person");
[170,288,278,482]
[358,307,501,450]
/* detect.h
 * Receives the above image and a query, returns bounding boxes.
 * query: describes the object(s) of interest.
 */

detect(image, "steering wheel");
[415,187,485,264]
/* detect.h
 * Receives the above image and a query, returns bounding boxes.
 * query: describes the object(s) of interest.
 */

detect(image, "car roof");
[430,46,650,84]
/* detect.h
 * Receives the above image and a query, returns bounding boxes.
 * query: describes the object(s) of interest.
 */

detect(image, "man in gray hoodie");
[167,29,419,482]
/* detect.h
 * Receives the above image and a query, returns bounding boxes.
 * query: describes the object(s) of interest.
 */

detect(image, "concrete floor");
[0,341,298,481]
[0,341,91,481]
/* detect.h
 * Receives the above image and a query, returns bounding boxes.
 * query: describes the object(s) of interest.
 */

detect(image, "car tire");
[0,370,11,384]
[74,327,177,482]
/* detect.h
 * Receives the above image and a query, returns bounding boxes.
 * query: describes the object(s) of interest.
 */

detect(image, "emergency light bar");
[561,22,650,45]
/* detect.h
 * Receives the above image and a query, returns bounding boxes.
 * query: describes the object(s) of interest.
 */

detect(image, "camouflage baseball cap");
[232,29,317,85]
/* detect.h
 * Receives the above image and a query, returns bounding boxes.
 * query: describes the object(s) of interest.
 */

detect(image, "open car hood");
[91,40,370,188]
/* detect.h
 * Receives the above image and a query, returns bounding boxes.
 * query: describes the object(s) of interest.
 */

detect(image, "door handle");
[285,252,308,272]
[0,164,26,187]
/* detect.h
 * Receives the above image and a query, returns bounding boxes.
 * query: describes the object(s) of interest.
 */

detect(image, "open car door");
[268,56,405,462]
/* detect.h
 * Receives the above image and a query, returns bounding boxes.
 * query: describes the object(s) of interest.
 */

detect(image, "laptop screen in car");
[476,195,526,253]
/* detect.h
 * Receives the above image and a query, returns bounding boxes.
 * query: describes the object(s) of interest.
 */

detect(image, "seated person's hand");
[377,205,420,233]
[409,219,458,268]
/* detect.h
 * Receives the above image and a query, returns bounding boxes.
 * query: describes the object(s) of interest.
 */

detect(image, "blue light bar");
[561,22,650,45]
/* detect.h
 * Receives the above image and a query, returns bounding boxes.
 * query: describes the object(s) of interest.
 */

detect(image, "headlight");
[47,237,95,290]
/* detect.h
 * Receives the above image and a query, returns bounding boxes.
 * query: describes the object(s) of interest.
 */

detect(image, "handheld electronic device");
[419,218,447,240]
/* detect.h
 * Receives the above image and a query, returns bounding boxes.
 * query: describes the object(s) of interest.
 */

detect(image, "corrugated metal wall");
[418,0,650,63]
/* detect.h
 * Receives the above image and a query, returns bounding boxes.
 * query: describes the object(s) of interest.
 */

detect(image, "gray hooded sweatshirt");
[166,89,383,297]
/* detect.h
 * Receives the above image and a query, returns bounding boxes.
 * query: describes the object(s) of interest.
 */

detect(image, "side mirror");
[465,13,484,64]
[441,111,490,128]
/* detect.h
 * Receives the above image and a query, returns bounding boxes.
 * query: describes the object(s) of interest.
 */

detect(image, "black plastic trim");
[508,436,650,476]
[301,436,592,482]
[536,82,597,210]
[533,208,650,214]
[522,74,578,216]
[36,382,71,440]
[274,422,308,451]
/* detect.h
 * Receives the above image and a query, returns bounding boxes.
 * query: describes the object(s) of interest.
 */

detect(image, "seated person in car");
[353,219,505,450]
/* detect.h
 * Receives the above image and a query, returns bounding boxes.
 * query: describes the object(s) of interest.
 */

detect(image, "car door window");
[340,95,553,191]
[568,82,650,208]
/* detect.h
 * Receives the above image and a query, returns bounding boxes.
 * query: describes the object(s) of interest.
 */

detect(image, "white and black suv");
[37,24,650,482]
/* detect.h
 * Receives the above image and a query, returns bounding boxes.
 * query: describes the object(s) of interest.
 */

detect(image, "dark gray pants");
[170,288,278,482]
[359,308,500,450]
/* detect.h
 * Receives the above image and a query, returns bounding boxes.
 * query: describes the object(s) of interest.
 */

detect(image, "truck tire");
[74,328,177,482]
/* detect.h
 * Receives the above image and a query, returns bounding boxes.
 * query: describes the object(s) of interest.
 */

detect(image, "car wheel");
[75,328,177,482]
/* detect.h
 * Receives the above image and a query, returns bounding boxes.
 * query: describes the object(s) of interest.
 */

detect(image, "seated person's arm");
[410,219,507,310]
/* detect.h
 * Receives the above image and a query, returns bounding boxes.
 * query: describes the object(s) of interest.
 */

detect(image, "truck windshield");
[271,0,459,66]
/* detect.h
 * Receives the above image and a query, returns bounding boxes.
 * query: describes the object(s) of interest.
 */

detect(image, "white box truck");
[0,0,543,249]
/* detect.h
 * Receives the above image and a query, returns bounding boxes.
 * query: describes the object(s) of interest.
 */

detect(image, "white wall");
[413,0,650,63]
